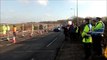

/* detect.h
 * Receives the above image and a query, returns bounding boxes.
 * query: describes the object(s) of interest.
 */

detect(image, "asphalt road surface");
[0,31,106,60]
[0,32,65,60]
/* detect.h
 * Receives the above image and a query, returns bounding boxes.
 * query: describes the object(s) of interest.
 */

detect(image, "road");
[0,31,106,60]
[0,32,65,60]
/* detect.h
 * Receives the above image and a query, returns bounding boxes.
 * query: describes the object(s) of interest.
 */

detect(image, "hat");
[96,17,101,20]
[92,17,101,21]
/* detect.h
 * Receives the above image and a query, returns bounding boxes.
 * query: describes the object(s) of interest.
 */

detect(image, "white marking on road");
[6,44,12,46]
[46,38,57,47]
[31,58,34,60]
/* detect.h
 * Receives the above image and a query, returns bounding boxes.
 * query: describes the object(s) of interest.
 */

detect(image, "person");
[75,24,79,34]
[21,24,25,37]
[2,24,7,37]
[13,25,17,37]
[30,24,34,37]
[81,18,93,60]
[6,25,10,41]
[62,24,69,41]
[62,21,74,41]
[74,24,79,41]
[67,21,75,42]
[92,17,105,56]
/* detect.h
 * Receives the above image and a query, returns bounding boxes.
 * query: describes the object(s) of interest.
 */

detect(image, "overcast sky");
[0,0,107,23]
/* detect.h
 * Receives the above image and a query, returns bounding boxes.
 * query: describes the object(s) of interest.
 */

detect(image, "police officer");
[92,17,105,56]
[81,18,92,59]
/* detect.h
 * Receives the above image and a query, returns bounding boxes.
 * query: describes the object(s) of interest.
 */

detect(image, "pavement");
[56,37,84,60]
[0,32,65,60]
[56,37,107,60]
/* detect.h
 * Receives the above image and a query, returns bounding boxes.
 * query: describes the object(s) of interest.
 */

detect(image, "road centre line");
[46,38,57,47]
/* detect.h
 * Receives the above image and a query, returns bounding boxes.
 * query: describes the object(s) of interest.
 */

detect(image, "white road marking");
[6,44,12,46]
[46,38,57,47]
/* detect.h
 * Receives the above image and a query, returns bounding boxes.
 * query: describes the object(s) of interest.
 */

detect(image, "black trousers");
[83,43,92,59]
[92,35,102,55]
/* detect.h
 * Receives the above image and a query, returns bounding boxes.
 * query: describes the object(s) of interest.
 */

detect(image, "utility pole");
[106,0,107,16]
[76,0,79,26]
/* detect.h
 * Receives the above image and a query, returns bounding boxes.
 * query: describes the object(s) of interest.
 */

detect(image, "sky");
[0,0,107,23]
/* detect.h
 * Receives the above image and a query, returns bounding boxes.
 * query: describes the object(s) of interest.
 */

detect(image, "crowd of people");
[62,17,106,60]
[0,24,50,44]
[0,24,35,43]
[0,17,106,59]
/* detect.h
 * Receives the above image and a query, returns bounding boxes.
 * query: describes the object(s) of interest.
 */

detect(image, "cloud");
[36,0,48,6]
[18,0,49,6]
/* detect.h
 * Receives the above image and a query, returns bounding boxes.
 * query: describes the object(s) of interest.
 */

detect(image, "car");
[53,27,61,32]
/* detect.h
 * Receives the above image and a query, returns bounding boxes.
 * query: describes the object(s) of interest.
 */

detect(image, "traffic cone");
[12,37,16,43]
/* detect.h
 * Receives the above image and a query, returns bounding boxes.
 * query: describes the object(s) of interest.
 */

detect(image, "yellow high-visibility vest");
[82,24,92,43]
[76,27,79,33]
[2,25,7,34]
[7,25,10,31]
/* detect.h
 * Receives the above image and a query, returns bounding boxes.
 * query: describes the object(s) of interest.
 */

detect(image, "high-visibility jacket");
[82,24,92,43]
[2,25,7,34]
[76,26,79,33]
[92,21,105,35]
[7,25,10,31]
[93,21,105,32]
[32,25,34,31]
[13,27,17,32]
